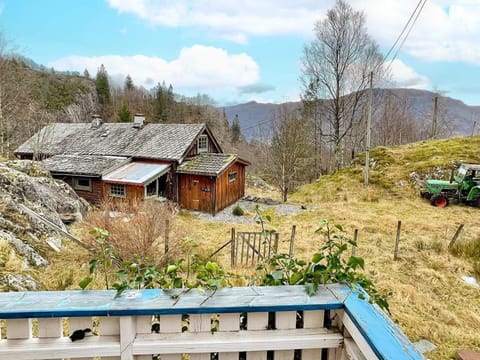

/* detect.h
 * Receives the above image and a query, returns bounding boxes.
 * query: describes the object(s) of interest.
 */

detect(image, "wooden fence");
[0,285,423,360]
[231,228,279,266]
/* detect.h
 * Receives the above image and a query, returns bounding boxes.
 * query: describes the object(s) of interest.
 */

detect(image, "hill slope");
[223,89,480,140]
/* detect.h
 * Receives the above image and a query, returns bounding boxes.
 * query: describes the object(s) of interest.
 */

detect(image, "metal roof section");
[177,153,239,176]
[103,162,170,185]
[42,155,130,177]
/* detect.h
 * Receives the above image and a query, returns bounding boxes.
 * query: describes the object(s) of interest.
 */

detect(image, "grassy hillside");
[44,136,480,359]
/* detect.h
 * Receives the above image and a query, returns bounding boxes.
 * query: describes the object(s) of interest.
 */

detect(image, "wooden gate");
[231,228,279,266]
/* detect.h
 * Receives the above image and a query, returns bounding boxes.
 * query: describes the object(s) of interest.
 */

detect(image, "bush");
[81,199,180,263]
[232,204,244,216]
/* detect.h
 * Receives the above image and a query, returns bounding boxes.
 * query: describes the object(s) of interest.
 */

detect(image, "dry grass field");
[44,136,480,359]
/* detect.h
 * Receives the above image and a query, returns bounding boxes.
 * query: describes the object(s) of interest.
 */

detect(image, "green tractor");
[421,163,480,208]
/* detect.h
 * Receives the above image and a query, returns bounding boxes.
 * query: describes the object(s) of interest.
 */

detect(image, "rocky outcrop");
[0,159,89,290]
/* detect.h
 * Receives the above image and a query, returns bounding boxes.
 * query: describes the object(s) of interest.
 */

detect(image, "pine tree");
[124,74,134,92]
[83,68,90,78]
[117,102,132,122]
[95,64,110,107]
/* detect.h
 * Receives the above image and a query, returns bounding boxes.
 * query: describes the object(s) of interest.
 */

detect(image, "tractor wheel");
[430,194,449,207]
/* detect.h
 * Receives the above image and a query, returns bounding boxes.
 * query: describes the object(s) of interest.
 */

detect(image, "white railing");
[0,285,423,360]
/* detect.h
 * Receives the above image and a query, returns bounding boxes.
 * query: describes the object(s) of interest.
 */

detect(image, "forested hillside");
[0,55,252,162]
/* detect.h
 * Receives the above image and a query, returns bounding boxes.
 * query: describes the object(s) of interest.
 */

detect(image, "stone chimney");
[91,114,103,129]
[133,114,145,128]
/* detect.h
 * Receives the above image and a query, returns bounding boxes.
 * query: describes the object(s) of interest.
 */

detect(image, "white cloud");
[388,59,430,89]
[353,0,480,65]
[106,0,331,38]
[48,45,259,93]
[106,0,480,65]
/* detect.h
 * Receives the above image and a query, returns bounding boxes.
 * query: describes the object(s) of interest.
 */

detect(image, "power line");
[385,0,427,71]
[383,0,425,63]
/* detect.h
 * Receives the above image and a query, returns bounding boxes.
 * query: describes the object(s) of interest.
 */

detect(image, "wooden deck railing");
[0,285,423,360]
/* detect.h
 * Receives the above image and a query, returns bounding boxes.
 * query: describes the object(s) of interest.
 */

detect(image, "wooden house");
[14,116,249,214]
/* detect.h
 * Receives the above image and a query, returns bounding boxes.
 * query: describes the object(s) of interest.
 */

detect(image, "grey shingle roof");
[177,153,238,176]
[15,122,207,161]
[42,155,130,177]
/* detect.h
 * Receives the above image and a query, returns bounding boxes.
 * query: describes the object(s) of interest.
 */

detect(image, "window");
[197,135,208,153]
[145,179,158,197]
[73,178,92,192]
[228,172,237,182]
[109,183,126,198]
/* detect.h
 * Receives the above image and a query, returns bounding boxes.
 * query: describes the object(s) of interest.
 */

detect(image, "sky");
[1,0,480,106]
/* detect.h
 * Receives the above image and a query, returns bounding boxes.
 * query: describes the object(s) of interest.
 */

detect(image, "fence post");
[393,221,401,260]
[289,225,296,256]
[352,229,358,256]
[231,228,236,267]
[164,219,170,255]
[448,224,464,249]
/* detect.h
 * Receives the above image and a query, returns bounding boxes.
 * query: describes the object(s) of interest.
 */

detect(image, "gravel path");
[193,199,310,224]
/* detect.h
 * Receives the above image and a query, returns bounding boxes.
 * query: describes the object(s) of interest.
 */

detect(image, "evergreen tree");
[117,102,132,122]
[231,114,241,143]
[95,64,111,108]
[83,68,90,78]
[124,74,134,92]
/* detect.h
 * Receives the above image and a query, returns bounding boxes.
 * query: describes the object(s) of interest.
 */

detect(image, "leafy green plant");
[113,255,162,296]
[81,231,234,298]
[255,220,390,313]
[79,228,119,290]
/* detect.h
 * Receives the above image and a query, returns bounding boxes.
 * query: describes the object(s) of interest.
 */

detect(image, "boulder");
[0,159,89,289]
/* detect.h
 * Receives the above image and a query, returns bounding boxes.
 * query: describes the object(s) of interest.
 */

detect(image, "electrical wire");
[383,0,425,63]
[384,0,427,72]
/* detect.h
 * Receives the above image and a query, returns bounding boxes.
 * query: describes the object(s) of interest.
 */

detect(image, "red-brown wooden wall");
[178,161,246,214]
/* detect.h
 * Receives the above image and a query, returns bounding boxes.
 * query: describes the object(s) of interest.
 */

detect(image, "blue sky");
[1,0,479,106]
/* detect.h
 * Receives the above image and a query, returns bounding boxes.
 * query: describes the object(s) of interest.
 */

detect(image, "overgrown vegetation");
[80,199,178,261]
[450,236,480,277]
[79,209,389,311]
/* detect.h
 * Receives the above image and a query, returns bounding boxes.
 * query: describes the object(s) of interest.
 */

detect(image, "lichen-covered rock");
[0,159,89,289]
[1,274,38,291]
[1,230,48,268]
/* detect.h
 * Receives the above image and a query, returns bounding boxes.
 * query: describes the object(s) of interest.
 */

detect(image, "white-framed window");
[73,178,92,192]
[228,172,237,182]
[109,183,126,198]
[197,135,208,153]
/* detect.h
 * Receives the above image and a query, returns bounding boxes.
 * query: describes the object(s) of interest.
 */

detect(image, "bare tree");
[301,0,386,170]
[264,106,309,202]
[373,90,417,146]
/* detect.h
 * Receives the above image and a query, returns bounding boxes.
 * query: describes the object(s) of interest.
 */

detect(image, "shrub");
[232,204,244,216]
[81,199,180,263]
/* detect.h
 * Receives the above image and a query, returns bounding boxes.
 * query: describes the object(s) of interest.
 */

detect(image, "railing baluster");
[99,316,121,360]
[6,319,31,339]
[303,310,325,360]
[159,314,182,360]
[189,314,211,360]
[274,311,297,360]
[69,317,94,360]
[219,313,241,360]
[246,312,268,360]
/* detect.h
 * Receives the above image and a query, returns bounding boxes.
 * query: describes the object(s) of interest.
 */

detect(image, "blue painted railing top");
[0,284,347,318]
[0,284,423,360]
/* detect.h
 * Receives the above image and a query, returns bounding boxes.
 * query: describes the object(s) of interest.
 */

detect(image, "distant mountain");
[222,89,480,140]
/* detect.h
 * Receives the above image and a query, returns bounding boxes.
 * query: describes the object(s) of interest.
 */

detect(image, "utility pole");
[431,96,438,139]
[364,72,373,186]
